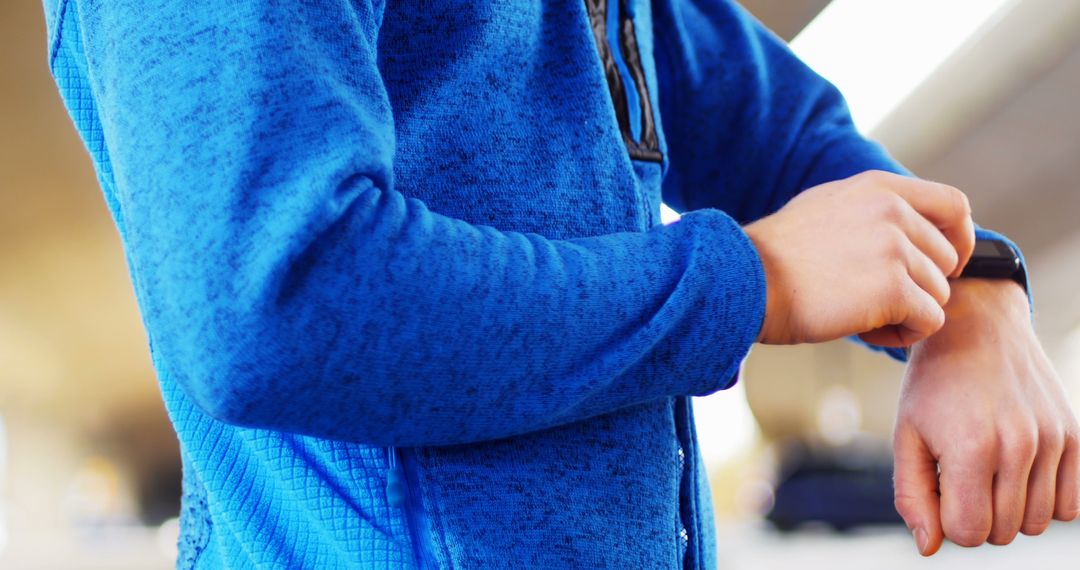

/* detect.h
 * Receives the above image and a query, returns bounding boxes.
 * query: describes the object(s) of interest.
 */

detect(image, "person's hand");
[893,278,1080,555]
[744,170,975,346]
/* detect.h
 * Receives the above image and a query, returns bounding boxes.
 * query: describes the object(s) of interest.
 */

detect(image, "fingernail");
[914,527,929,555]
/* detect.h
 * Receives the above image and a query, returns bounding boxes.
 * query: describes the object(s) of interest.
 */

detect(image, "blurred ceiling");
[740,0,833,41]
[1,0,1079,424]
[874,0,1080,344]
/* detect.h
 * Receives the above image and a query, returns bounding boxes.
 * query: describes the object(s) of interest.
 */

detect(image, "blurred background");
[2,0,1079,568]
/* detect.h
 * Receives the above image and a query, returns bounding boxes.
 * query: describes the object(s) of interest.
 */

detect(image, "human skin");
[895,278,1080,555]
[744,170,1079,554]
[744,170,975,347]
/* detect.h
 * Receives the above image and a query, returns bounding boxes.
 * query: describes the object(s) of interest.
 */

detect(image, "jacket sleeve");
[52,0,766,446]
[652,0,1032,360]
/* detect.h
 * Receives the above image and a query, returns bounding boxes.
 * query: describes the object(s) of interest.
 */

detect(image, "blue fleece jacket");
[43,0,1023,568]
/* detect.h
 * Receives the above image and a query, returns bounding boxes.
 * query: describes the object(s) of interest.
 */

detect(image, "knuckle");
[1066,425,1080,446]
[912,298,945,338]
[955,433,997,458]
[1020,519,1051,536]
[1039,425,1066,453]
[927,303,946,332]
[948,527,991,548]
[879,192,907,223]
[1026,495,1056,520]
[942,245,960,273]
[1001,426,1039,460]
[948,185,972,220]
[887,271,910,308]
[987,529,1019,546]
[1059,471,1080,521]
[893,494,921,519]
[936,276,952,306]
[1064,428,1080,456]
[882,227,908,260]
[1055,503,1080,522]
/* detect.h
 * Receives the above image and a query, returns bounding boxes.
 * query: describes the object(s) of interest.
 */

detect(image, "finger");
[898,201,959,277]
[1054,433,1080,521]
[858,326,905,348]
[988,431,1036,544]
[894,279,947,345]
[940,442,995,547]
[894,425,945,556]
[873,173,975,277]
[1021,432,1062,536]
[904,241,951,308]
[858,281,945,347]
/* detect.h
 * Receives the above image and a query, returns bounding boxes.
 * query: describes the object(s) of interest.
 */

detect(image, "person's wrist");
[744,220,787,344]
[943,277,1028,322]
[912,277,1029,357]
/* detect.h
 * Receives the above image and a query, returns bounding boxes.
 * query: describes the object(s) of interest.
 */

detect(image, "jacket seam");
[418,448,455,570]
[47,0,71,70]
[650,8,692,210]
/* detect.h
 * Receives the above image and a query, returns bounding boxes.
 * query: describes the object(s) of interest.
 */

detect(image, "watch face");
[972,238,1014,260]
[962,238,1022,281]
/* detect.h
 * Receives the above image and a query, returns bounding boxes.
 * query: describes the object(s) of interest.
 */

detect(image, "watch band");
[960,237,1027,292]
[898,237,1028,359]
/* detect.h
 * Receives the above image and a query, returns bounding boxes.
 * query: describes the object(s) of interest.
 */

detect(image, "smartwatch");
[898,237,1026,358]
[960,237,1027,291]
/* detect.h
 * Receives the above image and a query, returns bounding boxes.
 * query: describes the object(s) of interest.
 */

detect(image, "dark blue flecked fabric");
[43,0,1024,568]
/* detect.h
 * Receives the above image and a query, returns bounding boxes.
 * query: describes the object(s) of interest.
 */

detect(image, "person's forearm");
[66,0,767,447]
[653,0,1032,362]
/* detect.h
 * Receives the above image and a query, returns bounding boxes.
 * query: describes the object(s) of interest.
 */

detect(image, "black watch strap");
[960,238,1027,292]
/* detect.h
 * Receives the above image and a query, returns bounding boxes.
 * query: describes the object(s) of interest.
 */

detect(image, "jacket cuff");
[676,209,767,394]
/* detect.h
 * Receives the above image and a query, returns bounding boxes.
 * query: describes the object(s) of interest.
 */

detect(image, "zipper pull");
[386,447,407,508]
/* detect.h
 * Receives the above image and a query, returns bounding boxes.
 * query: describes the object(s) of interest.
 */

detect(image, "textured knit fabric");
[43,0,1022,568]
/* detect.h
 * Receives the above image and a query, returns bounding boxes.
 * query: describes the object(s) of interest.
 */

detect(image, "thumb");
[893,424,944,556]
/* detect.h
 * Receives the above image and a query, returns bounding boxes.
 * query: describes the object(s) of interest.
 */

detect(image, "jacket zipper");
[386,446,437,570]
[585,0,663,163]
